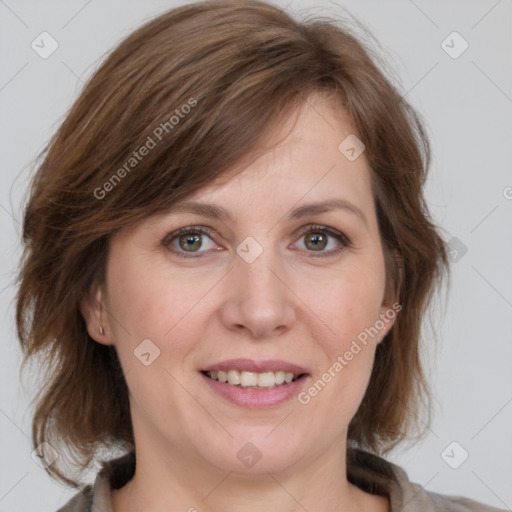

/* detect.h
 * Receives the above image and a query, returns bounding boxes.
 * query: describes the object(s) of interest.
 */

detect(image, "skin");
[83,92,396,512]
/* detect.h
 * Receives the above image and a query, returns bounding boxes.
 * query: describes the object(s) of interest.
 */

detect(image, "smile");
[202,369,304,389]
[200,370,310,408]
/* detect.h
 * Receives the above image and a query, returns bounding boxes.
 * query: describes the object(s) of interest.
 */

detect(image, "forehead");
[185,92,372,209]
[112,93,378,244]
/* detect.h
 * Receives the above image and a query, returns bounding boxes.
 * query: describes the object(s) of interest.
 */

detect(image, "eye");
[163,226,220,259]
[163,224,352,259]
[294,224,352,257]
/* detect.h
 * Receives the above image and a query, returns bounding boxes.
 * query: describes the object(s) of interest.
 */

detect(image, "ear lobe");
[80,285,113,345]
[377,305,394,343]
[376,298,403,345]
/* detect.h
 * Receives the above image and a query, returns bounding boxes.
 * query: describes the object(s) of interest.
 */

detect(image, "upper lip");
[201,358,309,375]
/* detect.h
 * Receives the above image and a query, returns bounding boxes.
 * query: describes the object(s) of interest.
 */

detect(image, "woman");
[15,1,506,511]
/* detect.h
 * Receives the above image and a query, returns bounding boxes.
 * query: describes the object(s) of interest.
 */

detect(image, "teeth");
[274,371,285,385]
[205,369,300,388]
[258,372,276,387]
[227,370,241,386]
[240,371,258,387]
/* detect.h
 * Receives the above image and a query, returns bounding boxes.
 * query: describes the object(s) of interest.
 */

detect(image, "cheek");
[306,256,386,353]
[103,256,213,417]
[301,260,385,421]
[105,252,219,361]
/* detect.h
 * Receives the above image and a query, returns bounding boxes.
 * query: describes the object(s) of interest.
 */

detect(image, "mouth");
[199,359,310,407]
[200,369,308,389]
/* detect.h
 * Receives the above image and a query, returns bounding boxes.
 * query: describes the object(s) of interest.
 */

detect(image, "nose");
[219,247,297,339]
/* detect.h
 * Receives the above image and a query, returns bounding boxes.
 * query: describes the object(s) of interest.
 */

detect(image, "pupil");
[307,233,326,250]
[180,233,201,251]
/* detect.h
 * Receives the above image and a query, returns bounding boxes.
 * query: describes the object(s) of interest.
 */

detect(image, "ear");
[80,283,114,346]
[377,251,404,344]
[376,300,401,344]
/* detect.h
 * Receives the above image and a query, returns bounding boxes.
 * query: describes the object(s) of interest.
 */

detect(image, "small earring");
[99,326,105,336]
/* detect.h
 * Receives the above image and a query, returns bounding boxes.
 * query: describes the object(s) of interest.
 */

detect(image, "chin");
[199,430,307,474]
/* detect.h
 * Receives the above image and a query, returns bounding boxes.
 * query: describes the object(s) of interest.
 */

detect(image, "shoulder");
[55,450,135,512]
[391,461,507,512]
[347,447,507,512]
[400,478,507,512]
[55,485,93,512]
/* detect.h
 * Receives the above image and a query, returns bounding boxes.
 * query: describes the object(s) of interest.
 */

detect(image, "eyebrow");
[167,198,369,228]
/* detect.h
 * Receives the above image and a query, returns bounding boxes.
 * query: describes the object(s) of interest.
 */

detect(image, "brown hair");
[16,0,449,487]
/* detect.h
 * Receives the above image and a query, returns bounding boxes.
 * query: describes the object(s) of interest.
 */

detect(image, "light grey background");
[1,1,511,511]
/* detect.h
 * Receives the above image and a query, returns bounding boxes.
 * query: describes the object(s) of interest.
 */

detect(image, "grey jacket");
[56,448,507,511]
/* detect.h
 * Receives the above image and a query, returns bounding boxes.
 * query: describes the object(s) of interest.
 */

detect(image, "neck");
[111,434,372,512]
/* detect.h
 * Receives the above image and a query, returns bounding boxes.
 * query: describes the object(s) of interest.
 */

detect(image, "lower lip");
[200,372,310,408]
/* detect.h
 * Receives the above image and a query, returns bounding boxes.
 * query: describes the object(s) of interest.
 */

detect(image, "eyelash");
[163,224,353,259]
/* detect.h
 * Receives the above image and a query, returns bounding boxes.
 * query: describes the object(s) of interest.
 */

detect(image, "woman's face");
[86,93,397,475]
